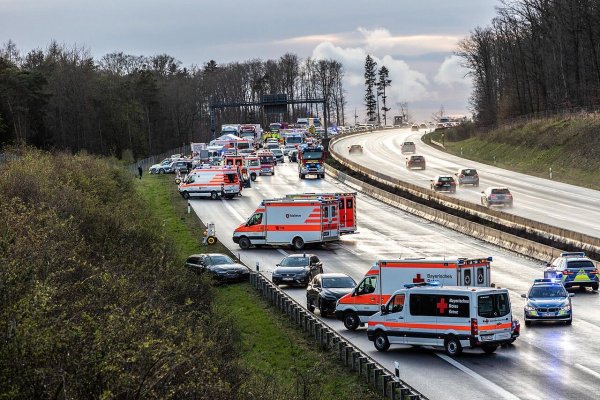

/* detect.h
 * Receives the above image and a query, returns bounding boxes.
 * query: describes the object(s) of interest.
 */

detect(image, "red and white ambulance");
[232,198,340,250]
[243,156,261,181]
[285,192,357,234]
[335,257,493,330]
[178,165,241,200]
[256,150,275,176]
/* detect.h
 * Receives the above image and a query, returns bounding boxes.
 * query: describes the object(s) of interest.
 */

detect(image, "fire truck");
[178,165,241,200]
[298,144,326,179]
[285,192,357,234]
[232,197,340,250]
[335,256,493,330]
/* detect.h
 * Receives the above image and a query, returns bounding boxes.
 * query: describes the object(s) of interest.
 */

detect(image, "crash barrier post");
[326,138,600,262]
[248,271,427,400]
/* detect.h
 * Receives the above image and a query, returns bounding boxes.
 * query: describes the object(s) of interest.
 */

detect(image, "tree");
[377,65,392,126]
[364,55,377,123]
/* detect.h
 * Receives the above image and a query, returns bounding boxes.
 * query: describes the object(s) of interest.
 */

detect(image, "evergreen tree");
[377,65,392,126]
[364,55,377,123]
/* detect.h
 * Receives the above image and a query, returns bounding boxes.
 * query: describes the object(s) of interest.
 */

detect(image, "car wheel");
[238,237,251,250]
[482,344,498,354]
[374,331,390,352]
[444,336,463,356]
[299,173,305,180]
[566,318,573,325]
[307,298,315,313]
[210,191,219,200]
[159,168,165,174]
[251,173,257,181]
[343,311,360,330]
[592,283,599,291]
[181,191,190,200]
[524,319,532,326]
[291,236,305,250]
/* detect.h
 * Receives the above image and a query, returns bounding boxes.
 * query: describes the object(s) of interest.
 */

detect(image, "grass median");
[135,174,381,400]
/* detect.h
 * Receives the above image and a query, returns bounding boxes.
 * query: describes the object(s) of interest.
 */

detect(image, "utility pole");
[354,107,358,126]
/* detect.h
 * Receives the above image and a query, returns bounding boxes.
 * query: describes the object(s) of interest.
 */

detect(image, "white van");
[367,285,513,356]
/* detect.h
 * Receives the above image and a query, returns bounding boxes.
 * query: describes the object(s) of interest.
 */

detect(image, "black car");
[306,273,357,316]
[272,254,323,287]
[430,175,456,193]
[185,253,249,282]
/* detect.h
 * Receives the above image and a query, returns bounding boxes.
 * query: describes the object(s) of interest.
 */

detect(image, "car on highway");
[430,175,456,193]
[149,158,173,174]
[406,155,426,170]
[306,273,357,316]
[410,124,419,131]
[456,168,479,187]
[521,278,573,325]
[169,160,193,174]
[283,144,296,156]
[288,149,298,162]
[348,144,363,154]
[185,253,249,282]
[419,123,427,129]
[272,254,323,287]
[271,148,285,163]
[481,187,513,207]
[401,141,416,154]
[543,252,599,291]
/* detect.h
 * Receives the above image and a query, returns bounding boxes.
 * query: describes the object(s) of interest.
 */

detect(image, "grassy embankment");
[137,174,380,400]
[424,117,600,190]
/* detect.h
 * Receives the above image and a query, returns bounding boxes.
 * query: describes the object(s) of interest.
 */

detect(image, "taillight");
[563,270,574,275]
[459,174,464,178]
[590,269,598,274]
[490,194,497,199]
[471,318,478,335]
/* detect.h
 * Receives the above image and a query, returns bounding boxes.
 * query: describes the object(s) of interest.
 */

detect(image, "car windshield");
[411,156,423,161]
[478,293,510,318]
[280,257,308,267]
[566,260,595,270]
[439,176,454,182]
[322,276,356,289]
[462,169,477,176]
[207,255,234,265]
[272,149,283,155]
[403,142,414,146]
[529,285,567,298]
[302,151,323,160]
[491,188,510,194]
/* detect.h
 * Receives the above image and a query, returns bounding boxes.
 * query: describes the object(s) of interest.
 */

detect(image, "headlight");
[525,304,536,311]
[561,303,571,311]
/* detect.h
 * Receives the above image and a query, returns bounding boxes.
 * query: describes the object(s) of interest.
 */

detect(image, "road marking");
[436,353,522,400]
[221,199,246,223]
[575,363,600,380]
[277,249,289,256]
[339,244,361,256]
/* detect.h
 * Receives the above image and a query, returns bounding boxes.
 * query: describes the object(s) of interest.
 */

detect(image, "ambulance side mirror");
[520,294,526,298]
[380,305,388,314]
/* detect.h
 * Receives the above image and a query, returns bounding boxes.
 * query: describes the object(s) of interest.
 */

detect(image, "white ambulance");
[284,192,357,235]
[335,257,492,330]
[367,285,513,356]
[232,198,340,250]
[178,165,241,200]
[243,156,261,181]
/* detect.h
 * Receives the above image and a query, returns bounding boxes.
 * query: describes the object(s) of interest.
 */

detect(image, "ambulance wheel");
[181,191,190,200]
[210,191,219,200]
[291,236,305,250]
[374,331,390,352]
[307,298,315,313]
[444,336,463,356]
[343,311,360,331]
[238,237,251,250]
[250,173,257,181]
[482,344,498,354]
[206,236,217,245]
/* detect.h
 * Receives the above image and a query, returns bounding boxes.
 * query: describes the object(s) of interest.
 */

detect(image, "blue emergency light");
[403,281,441,289]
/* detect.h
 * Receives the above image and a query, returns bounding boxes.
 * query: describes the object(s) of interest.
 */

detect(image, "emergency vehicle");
[285,192,357,234]
[232,198,340,250]
[256,150,275,176]
[335,257,493,330]
[178,165,241,200]
[243,156,261,181]
[298,144,326,179]
[367,285,513,356]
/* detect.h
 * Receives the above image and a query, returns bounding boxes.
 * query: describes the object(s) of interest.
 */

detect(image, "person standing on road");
[138,165,143,179]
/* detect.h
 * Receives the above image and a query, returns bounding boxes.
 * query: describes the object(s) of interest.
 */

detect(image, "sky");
[0,0,500,123]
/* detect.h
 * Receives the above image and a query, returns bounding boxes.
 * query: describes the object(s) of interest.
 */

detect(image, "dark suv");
[430,175,456,193]
[406,155,426,170]
[306,273,356,316]
[169,160,192,174]
[272,254,323,287]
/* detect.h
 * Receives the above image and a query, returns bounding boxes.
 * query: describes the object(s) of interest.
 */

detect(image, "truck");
[232,197,340,250]
[285,192,356,234]
[221,124,241,135]
[298,144,326,179]
[239,124,262,142]
[282,131,305,146]
[178,165,241,200]
[335,256,493,330]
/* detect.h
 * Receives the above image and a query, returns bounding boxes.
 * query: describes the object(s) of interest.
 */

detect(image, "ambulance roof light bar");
[403,281,441,289]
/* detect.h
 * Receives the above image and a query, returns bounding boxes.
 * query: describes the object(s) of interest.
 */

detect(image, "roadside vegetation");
[0,147,379,399]
[424,117,600,190]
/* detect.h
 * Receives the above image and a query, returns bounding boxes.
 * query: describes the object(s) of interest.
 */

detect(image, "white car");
[283,144,296,155]
[149,158,173,174]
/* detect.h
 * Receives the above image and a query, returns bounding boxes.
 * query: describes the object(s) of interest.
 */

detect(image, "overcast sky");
[1,0,500,122]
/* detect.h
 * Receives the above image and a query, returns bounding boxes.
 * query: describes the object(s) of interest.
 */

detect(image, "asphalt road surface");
[184,160,600,400]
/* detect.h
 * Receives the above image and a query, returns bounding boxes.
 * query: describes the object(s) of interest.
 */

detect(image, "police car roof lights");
[533,278,558,284]
[403,281,441,289]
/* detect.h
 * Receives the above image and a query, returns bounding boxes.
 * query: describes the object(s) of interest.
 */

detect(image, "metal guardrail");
[328,134,600,259]
[249,271,427,400]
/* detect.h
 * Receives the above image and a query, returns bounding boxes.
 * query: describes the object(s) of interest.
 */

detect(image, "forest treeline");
[458,0,600,126]
[0,41,345,158]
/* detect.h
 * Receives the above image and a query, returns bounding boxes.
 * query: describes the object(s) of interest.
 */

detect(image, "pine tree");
[364,55,377,123]
[377,65,392,126]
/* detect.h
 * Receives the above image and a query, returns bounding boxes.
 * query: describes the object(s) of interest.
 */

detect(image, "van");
[401,141,416,154]
[178,165,240,200]
[367,285,513,356]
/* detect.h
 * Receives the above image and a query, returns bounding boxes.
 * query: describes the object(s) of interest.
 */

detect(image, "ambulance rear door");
[321,202,339,241]
[459,259,490,287]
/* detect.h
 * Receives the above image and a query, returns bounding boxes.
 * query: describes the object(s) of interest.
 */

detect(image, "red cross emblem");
[413,274,425,283]
[437,298,448,314]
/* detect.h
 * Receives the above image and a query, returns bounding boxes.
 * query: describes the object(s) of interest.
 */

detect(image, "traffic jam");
[157,121,599,361]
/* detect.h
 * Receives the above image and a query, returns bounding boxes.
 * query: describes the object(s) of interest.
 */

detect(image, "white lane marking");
[436,353,522,400]
[277,249,289,256]
[575,363,600,380]
[339,244,361,256]
[221,199,246,223]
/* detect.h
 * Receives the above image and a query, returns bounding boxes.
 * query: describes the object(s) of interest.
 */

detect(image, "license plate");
[283,278,293,281]
[481,335,493,341]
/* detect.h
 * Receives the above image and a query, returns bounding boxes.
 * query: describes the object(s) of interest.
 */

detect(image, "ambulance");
[257,150,275,176]
[178,165,241,200]
[285,192,357,234]
[335,257,493,330]
[243,156,261,181]
[367,284,513,356]
[232,198,340,250]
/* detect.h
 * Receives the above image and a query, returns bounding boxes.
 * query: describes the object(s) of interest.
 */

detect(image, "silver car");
[456,168,479,186]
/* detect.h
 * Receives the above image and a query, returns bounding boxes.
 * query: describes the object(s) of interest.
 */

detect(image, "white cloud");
[357,27,462,55]
[434,55,470,86]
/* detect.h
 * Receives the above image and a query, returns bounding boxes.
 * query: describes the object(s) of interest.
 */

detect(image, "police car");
[521,279,573,326]
[543,252,599,291]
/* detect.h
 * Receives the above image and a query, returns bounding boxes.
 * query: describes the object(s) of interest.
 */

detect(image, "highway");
[187,160,600,400]
[331,128,600,240]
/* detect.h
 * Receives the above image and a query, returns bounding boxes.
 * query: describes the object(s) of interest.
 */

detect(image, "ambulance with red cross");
[284,192,357,234]
[367,285,513,356]
[178,165,241,200]
[335,257,492,330]
[233,197,340,250]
